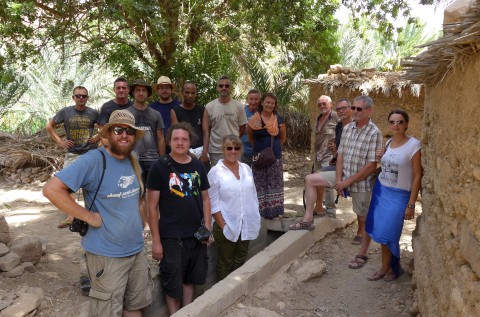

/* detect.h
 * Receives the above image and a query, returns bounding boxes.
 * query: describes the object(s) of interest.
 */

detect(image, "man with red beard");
[43,110,152,317]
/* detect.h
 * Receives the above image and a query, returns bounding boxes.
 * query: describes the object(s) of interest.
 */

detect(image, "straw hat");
[153,76,176,91]
[99,110,145,139]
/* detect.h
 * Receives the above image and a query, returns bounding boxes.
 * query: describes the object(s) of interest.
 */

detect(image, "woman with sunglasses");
[207,135,260,280]
[363,109,421,282]
[247,93,287,219]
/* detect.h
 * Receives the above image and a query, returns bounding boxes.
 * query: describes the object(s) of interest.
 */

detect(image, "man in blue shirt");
[43,110,152,317]
[240,89,261,166]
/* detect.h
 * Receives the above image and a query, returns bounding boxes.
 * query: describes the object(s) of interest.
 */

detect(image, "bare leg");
[357,215,366,238]
[122,309,141,317]
[357,232,372,257]
[166,295,181,315]
[304,173,330,222]
[314,187,325,213]
[182,283,195,307]
[381,244,392,273]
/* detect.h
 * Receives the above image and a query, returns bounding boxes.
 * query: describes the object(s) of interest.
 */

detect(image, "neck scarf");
[248,112,279,136]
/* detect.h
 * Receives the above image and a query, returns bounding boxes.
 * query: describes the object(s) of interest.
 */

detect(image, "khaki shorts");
[318,170,336,188]
[350,191,372,217]
[86,250,152,316]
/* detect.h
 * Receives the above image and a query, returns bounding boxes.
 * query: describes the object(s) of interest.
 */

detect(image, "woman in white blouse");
[208,135,261,280]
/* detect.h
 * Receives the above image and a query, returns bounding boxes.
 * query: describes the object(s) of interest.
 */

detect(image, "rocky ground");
[0,149,419,317]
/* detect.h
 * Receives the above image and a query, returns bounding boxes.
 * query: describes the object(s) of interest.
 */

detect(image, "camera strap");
[88,150,106,211]
[158,154,204,223]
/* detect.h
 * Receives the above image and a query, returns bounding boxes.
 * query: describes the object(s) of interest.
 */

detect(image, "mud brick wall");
[413,55,480,316]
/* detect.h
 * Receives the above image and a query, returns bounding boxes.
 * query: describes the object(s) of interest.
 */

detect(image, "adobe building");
[401,0,480,315]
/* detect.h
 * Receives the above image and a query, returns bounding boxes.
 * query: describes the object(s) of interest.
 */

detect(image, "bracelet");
[407,204,415,209]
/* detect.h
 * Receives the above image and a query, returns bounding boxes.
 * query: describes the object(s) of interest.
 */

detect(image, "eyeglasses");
[218,84,230,88]
[111,126,136,135]
[226,146,241,151]
[389,120,405,125]
[318,102,328,106]
[351,106,364,112]
[336,106,348,111]
[74,94,88,99]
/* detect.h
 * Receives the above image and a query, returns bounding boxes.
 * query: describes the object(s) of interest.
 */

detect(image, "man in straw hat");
[150,75,181,140]
[43,110,152,317]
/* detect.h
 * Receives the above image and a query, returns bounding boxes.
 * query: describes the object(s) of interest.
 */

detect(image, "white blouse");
[207,159,261,242]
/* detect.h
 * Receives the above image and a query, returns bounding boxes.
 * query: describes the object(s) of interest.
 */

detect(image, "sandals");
[368,270,386,281]
[348,255,368,269]
[384,268,405,282]
[351,235,362,245]
[289,219,315,231]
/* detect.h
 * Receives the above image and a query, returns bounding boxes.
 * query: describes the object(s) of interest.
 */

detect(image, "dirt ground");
[0,150,418,317]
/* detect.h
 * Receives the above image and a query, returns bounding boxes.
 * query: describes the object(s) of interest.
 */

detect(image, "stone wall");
[413,54,480,315]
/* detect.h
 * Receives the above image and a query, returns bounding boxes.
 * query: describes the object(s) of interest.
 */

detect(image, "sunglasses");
[111,126,136,135]
[74,94,88,99]
[218,84,230,88]
[226,146,241,151]
[389,120,405,125]
[350,106,364,112]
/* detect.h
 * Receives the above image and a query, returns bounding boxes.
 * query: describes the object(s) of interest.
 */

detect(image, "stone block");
[1,292,42,317]
[0,215,9,245]
[0,252,20,272]
[21,262,36,273]
[2,264,24,278]
[0,243,9,257]
[9,237,42,264]
[292,259,326,282]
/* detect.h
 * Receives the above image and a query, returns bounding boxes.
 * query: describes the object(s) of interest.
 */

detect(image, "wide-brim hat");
[129,79,152,97]
[99,109,145,139]
[153,75,176,91]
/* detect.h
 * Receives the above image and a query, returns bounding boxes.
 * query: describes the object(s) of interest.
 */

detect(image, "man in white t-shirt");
[205,75,247,166]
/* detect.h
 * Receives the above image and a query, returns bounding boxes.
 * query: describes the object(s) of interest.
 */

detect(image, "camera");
[194,226,211,242]
[69,218,89,236]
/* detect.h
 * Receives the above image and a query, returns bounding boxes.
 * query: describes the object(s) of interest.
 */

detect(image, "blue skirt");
[366,181,410,277]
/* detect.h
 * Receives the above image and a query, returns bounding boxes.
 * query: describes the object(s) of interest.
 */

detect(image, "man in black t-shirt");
[98,77,133,128]
[170,81,210,166]
[146,122,212,315]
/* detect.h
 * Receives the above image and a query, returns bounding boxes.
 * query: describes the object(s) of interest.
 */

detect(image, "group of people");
[42,75,287,316]
[290,95,422,283]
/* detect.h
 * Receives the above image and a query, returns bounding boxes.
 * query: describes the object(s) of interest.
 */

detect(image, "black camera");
[69,218,89,236]
[194,226,210,242]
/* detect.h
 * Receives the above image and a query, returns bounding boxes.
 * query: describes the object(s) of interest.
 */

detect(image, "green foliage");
[0,60,28,117]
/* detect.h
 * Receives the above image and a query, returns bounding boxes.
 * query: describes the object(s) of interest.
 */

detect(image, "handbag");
[252,136,275,169]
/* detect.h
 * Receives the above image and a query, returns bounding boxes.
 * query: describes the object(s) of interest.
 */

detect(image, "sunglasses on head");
[351,106,364,112]
[226,146,241,151]
[389,120,405,125]
[218,84,230,88]
[111,126,136,135]
[74,94,88,99]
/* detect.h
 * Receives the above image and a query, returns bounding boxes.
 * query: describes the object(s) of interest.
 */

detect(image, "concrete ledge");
[173,209,356,317]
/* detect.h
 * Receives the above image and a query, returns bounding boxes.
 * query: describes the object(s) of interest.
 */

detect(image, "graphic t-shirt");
[127,106,165,161]
[205,98,247,154]
[379,137,421,191]
[98,99,133,125]
[147,157,210,239]
[56,148,143,257]
[52,106,99,154]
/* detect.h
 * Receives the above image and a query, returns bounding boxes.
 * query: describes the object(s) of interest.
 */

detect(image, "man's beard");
[109,139,135,156]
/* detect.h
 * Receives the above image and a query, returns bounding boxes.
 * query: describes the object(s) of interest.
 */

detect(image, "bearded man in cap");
[43,109,152,317]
